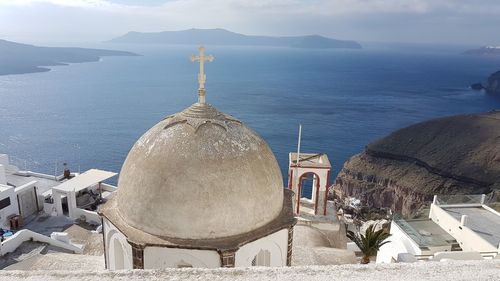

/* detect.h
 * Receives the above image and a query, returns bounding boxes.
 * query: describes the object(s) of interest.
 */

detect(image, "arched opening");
[296,172,320,214]
[299,174,315,200]
[251,249,271,266]
[113,239,125,270]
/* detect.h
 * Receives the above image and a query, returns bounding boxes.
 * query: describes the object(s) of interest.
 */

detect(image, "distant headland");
[464,46,500,55]
[108,28,362,49]
[0,39,138,76]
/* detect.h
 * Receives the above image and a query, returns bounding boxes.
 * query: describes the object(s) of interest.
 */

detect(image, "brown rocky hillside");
[334,111,500,216]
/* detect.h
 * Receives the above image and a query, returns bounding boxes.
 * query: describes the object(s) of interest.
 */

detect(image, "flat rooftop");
[443,206,500,248]
[289,153,331,168]
[393,216,456,249]
[4,165,61,195]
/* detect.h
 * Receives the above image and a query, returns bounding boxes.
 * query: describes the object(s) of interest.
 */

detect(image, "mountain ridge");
[108,28,362,49]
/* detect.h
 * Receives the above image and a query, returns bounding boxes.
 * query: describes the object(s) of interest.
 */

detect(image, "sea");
[1,42,500,188]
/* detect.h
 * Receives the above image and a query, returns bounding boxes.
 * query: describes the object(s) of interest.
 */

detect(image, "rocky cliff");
[486,71,500,95]
[470,70,500,95]
[334,111,500,216]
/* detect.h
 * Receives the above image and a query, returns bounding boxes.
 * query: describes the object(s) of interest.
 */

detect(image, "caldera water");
[1,43,500,186]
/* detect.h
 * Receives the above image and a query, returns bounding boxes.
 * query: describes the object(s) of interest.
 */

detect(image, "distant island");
[0,39,138,76]
[464,46,500,55]
[108,28,362,49]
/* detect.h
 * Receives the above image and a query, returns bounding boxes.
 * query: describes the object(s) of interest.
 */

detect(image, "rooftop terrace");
[393,214,457,249]
[443,206,500,248]
[289,153,331,168]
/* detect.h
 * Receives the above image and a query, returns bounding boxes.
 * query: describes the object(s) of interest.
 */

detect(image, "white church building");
[99,47,296,269]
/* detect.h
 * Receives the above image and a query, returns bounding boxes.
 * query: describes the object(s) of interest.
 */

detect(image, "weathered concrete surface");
[112,102,285,239]
[0,260,498,281]
[4,252,104,271]
[292,225,356,266]
[335,111,500,216]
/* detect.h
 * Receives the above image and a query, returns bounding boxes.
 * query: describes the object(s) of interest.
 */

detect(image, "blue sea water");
[1,43,500,186]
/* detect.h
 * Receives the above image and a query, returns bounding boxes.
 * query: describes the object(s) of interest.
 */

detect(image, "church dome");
[115,102,285,239]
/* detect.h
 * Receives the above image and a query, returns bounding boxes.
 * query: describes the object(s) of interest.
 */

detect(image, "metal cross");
[191,46,214,104]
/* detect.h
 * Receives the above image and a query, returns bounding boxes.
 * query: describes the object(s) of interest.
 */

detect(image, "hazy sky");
[1,0,500,45]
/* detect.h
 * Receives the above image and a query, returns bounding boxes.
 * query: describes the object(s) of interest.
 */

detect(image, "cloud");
[0,0,479,14]
[0,0,108,8]
[2,0,500,16]
[1,0,500,44]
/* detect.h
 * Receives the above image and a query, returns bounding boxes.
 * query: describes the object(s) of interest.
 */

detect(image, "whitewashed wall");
[103,218,133,270]
[0,185,19,228]
[235,228,288,267]
[376,221,421,263]
[0,165,6,185]
[144,247,220,268]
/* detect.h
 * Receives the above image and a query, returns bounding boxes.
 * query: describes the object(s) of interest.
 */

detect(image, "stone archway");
[296,172,321,214]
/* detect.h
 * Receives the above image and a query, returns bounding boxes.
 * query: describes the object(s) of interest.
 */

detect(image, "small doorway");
[18,188,38,218]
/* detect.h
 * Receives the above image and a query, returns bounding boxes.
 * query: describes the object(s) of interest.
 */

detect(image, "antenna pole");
[294,124,303,213]
[296,124,302,166]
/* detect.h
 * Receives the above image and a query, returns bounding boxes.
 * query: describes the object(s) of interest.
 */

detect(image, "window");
[0,197,11,210]
[221,252,235,267]
[252,249,271,266]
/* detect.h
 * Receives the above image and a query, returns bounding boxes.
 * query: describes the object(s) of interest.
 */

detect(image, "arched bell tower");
[288,153,331,216]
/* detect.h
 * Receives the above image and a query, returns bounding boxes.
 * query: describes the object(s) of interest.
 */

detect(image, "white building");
[0,184,19,229]
[0,153,57,228]
[99,47,296,269]
[377,194,500,263]
[0,153,117,229]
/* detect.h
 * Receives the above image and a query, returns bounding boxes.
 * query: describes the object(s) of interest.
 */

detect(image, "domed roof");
[115,102,285,239]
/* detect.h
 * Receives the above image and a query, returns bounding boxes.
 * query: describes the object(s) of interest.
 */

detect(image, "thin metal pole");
[296,124,302,166]
[295,124,302,214]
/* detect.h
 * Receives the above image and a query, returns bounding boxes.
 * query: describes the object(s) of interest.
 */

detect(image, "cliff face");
[486,71,500,95]
[334,111,500,216]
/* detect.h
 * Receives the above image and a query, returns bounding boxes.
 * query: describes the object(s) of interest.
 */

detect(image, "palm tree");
[347,224,391,264]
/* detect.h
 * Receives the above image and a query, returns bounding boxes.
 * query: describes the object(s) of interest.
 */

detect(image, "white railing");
[414,251,498,261]
[100,183,117,192]
[433,194,485,207]
[13,180,37,193]
[73,208,101,225]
